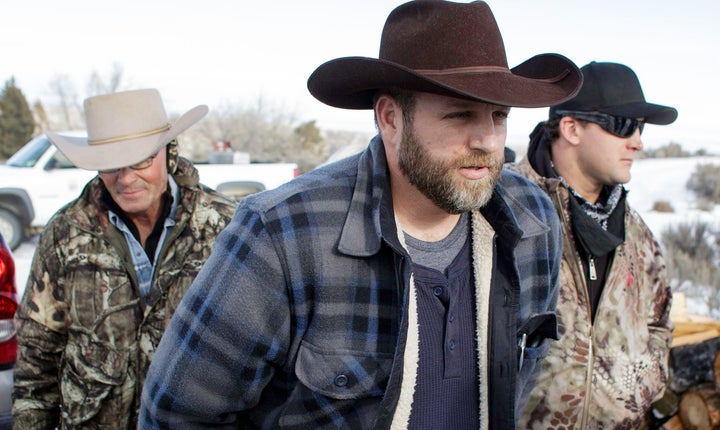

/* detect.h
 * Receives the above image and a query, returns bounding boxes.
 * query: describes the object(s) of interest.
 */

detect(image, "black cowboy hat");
[308,0,583,110]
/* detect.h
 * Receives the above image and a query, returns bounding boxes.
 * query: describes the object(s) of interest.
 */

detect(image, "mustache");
[113,185,145,193]
[450,152,502,169]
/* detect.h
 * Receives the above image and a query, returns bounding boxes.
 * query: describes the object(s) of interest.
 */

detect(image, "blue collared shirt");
[108,176,179,302]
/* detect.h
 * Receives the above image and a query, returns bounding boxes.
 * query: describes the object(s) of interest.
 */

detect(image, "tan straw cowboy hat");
[48,88,207,171]
[308,0,583,109]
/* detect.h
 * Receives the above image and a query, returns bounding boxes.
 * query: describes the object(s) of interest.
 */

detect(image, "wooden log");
[678,382,720,430]
[660,415,685,430]
[674,329,720,348]
[670,337,720,393]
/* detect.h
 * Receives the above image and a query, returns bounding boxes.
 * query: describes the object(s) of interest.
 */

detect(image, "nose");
[627,129,643,151]
[115,167,139,184]
[468,116,504,153]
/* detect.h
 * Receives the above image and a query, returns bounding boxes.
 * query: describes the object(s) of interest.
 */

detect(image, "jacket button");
[334,374,348,387]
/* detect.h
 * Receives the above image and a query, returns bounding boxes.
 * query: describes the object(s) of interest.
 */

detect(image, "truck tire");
[0,208,24,251]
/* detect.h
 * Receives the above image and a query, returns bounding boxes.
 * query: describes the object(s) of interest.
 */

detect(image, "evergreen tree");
[0,77,35,160]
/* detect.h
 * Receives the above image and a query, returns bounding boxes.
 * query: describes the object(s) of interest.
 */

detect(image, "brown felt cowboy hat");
[308,0,583,109]
[48,88,207,171]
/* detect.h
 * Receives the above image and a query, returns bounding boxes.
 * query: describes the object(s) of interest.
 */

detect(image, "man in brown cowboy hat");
[513,62,676,429]
[12,89,236,429]
[140,1,582,428]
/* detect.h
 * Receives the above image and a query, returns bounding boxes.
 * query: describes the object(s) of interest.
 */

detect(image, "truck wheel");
[0,208,24,251]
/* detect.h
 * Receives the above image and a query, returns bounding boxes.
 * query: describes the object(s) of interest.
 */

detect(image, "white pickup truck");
[0,132,298,250]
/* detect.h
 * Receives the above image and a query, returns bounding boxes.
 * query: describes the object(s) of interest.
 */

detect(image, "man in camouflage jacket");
[513,62,676,429]
[12,89,236,429]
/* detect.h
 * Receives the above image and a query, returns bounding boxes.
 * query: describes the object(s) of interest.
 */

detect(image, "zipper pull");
[588,256,597,281]
[518,332,527,371]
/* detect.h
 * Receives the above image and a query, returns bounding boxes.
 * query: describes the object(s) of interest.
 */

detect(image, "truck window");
[5,136,52,168]
[48,151,77,169]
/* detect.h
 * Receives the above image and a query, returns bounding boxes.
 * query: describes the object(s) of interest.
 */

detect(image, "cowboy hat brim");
[48,105,208,171]
[307,53,582,110]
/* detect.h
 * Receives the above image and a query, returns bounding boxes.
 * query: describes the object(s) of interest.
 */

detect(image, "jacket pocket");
[518,312,558,362]
[295,340,393,400]
[278,340,394,428]
[593,353,667,417]
[60,332,130,426]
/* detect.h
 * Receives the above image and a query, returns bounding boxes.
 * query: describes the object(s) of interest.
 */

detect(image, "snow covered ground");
[10,155,720,314]
[626,156,720,240]
[626,156,720,317]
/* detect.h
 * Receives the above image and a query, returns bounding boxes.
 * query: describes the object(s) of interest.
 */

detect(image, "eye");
[493,110,510,121]
[444,111,473,120]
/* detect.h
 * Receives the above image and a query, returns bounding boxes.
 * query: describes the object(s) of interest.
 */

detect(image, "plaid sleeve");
[140,204,292,429]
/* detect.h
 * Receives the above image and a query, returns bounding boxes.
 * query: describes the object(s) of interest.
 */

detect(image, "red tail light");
[0,240,18,369]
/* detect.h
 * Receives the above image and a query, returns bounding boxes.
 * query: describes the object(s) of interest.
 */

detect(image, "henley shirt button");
[334,374,348,387]
[449,340,456,350]
[449,314,455,322]
[433,286,443,297]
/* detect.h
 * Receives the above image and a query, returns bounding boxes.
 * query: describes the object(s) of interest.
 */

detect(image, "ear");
[375,93,403,146]
[558,116,582,146]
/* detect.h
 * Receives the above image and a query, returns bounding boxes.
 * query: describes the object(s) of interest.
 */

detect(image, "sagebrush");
[686,163,720,205]
[661,221,720,317]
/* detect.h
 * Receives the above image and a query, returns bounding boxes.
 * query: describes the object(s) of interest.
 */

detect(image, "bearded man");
[140,1,583,429]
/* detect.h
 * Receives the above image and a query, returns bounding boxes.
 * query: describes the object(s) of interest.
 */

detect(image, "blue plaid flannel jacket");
[140,136,562,429]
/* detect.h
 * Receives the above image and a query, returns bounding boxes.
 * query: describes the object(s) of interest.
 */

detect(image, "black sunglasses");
[554,110,644,138]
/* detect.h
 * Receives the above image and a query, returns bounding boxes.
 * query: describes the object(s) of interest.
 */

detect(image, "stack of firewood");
[651,293,720,430]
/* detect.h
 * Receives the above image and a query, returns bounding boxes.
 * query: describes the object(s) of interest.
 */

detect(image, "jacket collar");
[492,173,552,245]
[337,135,394,256]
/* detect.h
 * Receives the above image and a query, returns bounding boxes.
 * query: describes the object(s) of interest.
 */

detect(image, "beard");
[397,125,503,214]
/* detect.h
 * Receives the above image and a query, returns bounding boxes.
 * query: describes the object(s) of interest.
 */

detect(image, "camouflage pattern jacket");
[511,158,673,429]
[12,158,236,429]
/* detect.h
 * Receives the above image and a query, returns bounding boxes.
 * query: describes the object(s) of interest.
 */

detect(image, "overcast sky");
[4,0,718,151]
